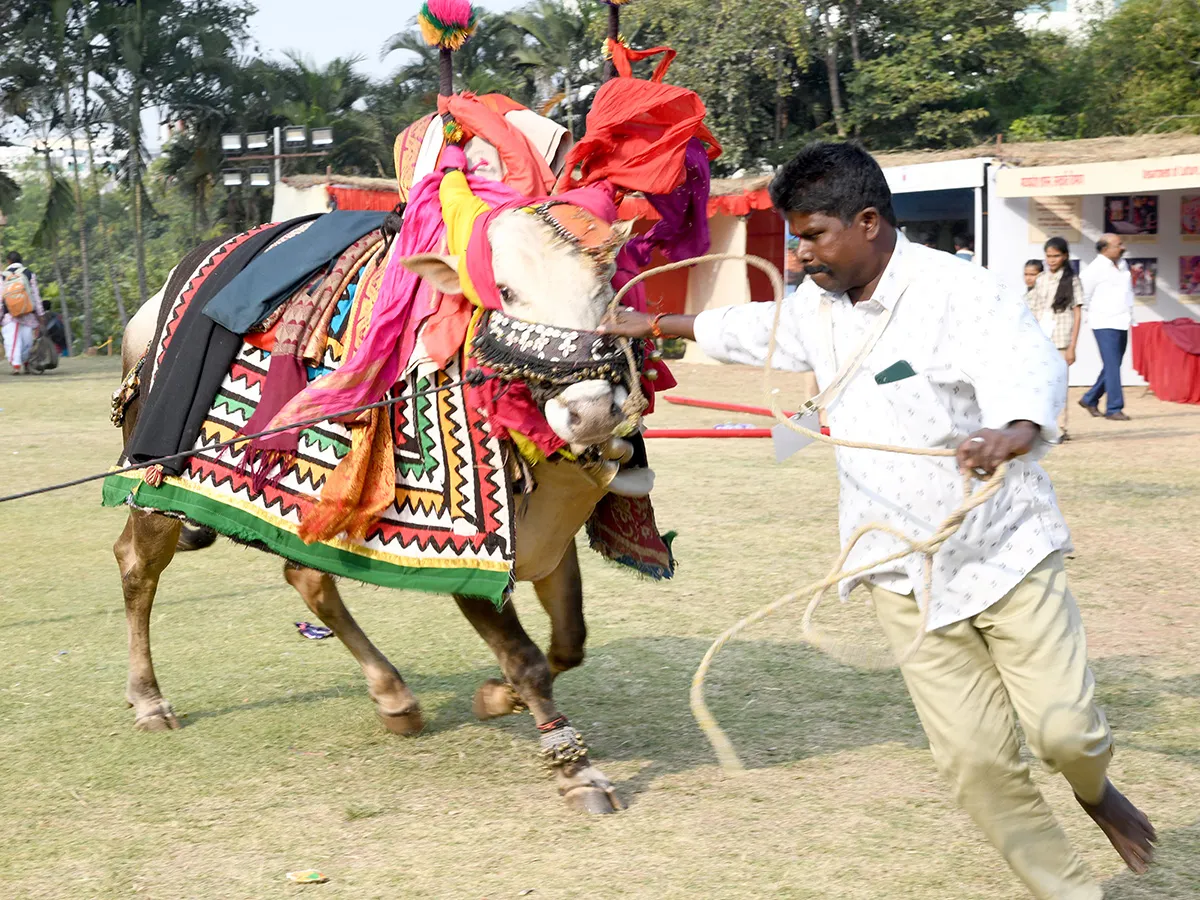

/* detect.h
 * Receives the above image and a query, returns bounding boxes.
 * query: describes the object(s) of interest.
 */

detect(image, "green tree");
[1078,0,1200,135]
[845,0,1037,148]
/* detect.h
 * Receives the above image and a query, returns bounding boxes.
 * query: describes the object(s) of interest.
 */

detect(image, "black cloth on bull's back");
[125,216,319,474]
[139,236,227,394]
[202,210,387,335]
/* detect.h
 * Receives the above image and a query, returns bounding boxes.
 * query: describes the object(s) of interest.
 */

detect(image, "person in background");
[42,307,68,356]
[1026,239,1082,440]
[2,251,45,374]
[954,234,974,262]
[1079,234,1134,421]
[1024,258,1044,294]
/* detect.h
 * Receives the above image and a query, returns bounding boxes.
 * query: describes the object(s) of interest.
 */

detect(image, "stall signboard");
[996,154,1200,198]
[1028,196,1083,243]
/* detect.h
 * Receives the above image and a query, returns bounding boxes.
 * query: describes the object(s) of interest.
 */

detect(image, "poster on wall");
[1104,195,1158,240]
[1181,256,1200,303]
[1182,195,1200,242]
[1128,258,1157,303]
[1028,196,1082,243]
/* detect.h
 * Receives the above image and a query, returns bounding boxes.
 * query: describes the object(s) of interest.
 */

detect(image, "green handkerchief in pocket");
[874,359,917,385]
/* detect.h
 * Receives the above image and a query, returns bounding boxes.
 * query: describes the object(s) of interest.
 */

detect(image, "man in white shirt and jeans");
[1079,234,1135,420]
[601,143,1154,899]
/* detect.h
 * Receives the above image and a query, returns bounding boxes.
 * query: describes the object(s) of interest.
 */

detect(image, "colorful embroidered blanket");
[103,243,515,603]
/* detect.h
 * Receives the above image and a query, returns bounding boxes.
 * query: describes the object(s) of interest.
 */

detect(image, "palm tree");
[508,0,605,136]
[94,0,251,302]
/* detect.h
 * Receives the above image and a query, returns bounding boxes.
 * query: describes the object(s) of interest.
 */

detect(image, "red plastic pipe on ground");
[663,395,796,418]
[642,428,773,438]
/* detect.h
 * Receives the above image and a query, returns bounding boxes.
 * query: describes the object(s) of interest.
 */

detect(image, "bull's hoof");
[378,707,425,736]
[472,678,525,720]
[176,523,217,552]
[564,785,622,815]
[133,700,181,731]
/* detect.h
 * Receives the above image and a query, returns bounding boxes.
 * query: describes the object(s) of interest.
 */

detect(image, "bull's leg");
[114,509,183,730]
[282,563,424,736]
[473,542,587,720]
[536,540,586,678]
[454,593,622,814]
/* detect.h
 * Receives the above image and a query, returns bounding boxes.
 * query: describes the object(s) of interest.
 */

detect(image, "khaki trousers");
[869,552,1112,900]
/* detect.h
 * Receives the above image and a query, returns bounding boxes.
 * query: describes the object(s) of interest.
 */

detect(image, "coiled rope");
[608,250,1009,775]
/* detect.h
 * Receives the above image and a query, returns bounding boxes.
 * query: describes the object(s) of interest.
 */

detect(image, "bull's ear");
[397,253,462,294]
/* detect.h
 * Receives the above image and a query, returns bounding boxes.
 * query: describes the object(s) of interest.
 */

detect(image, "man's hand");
[597,308,657,339]
[956,421,1040,477]
[598,310,698,342]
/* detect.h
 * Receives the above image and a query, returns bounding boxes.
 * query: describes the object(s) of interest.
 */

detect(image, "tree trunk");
[86,126,128,327]
[848,0,862,65]
[131,84,149,304]
[67,133,94,350]
[564,73,574,137]
[823,13,846,137]
[51,239,74,354]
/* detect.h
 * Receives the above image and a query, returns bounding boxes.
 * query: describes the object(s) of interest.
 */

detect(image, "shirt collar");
[824,230,910,311]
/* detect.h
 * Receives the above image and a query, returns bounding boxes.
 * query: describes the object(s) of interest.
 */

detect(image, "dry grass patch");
[1,357,1198,898]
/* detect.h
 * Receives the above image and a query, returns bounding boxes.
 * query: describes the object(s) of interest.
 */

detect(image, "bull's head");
[401,204,637,450]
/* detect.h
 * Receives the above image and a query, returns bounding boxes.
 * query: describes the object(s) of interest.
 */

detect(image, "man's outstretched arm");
[601,301,811,372]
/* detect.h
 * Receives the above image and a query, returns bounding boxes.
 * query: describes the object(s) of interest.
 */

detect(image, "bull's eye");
[498,285,513,303]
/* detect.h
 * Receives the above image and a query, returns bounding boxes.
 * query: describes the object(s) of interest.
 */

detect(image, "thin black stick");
[0,372,494,504]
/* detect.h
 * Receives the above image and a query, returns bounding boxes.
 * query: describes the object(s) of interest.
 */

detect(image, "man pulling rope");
[600,142,1155,900]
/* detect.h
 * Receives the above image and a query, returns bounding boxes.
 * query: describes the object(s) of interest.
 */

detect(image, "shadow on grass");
[395,634,927,797]
[1091,657,1200,768]
[0,585,284,632]
[181,681,366,726]
[1103,821,1200,899]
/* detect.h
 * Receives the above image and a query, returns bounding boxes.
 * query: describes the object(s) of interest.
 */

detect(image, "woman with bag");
[1026,237,1082,440]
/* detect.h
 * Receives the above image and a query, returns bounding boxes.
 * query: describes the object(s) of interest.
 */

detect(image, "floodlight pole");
[273,126,282,186]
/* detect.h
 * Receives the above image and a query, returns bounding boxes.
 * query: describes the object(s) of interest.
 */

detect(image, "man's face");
[785,210,875,295]
[1103,237,1126,260]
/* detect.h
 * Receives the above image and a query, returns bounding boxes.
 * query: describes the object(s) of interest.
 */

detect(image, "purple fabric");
[625,137,712,268]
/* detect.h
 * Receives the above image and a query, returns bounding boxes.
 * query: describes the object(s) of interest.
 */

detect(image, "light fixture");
[283,125,307,146]
[310,126,334,147]
[220,133,243,154]
[246,131,269,151]
[249,169,272,188]
[221,169,244,186]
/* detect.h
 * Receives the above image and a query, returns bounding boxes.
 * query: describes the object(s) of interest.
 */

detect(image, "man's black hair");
[768,142,898,228]
[1095,237,1110,252]
[953,234,969,250]
[6,251,21,264]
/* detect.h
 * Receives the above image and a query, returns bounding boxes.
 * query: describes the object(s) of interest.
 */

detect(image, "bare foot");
[1077,780,1157,874]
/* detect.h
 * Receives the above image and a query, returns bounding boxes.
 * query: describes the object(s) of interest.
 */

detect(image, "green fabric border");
[101,472,509,604]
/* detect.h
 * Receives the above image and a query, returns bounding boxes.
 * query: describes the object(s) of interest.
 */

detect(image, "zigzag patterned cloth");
[103,236,515,604]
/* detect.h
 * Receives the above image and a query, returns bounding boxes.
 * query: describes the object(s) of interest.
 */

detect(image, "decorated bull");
[104,0,719,813]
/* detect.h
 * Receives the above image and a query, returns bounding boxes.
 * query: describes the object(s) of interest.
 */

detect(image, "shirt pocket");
[875,373,957,448]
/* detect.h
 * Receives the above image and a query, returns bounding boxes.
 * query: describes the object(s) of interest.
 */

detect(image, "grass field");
[2,356,1198,899]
